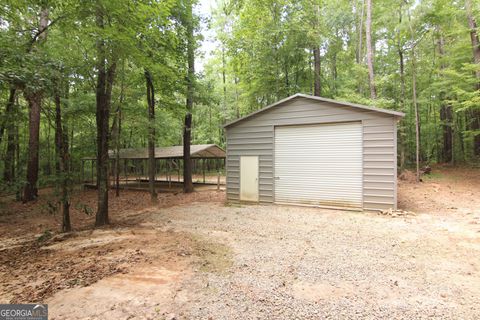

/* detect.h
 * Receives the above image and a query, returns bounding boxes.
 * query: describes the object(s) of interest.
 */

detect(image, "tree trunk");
[312,1,321,97]
[466,0,480,87]
[183,113,193,192]
[183,0,194,193]
[438,35,453,163]
[465,0,480,155]
[408,13,421,181]
[332,45,338,95]
[365,0,377,99]
[285,60,290,96]
[358,0,365,93]
[234,75,240,118]
[112,106,121,197]
[313,46,321,96]
[22,6,49,202]
[111,62,125,197]
[55,86,71,232]
[356,0,364,65]
[440,105,453,162]
[412,53,420,182]
[23,92,42,201]
[3,88,16,183]
[95,7,117,227]
[398,52,407,169]
[145,69,157,202]
[220,44,227,144]
[0,89,16,145]
[14,118,20,200]
[396,3,407,170]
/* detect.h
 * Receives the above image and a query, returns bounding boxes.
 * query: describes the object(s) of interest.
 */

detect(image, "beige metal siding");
[226,96,398,210]
[362,117,396,210]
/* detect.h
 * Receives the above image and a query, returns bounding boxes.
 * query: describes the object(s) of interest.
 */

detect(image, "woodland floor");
[0,166,479,319]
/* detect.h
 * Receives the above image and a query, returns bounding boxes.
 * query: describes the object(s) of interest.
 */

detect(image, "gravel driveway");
[153,202,480,319]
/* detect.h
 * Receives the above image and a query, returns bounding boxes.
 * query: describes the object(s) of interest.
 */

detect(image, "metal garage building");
[224,93,405,211]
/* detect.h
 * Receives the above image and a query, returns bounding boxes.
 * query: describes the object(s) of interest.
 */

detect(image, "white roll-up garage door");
[274,122,363,209]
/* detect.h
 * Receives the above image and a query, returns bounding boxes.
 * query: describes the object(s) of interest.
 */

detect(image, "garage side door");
[274,122,363,209]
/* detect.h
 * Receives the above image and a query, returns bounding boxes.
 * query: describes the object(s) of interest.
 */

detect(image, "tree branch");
[27,14,67,50]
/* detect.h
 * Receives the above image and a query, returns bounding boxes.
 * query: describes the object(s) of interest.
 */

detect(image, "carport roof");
[82,144,225,160]
[223,93,405,128]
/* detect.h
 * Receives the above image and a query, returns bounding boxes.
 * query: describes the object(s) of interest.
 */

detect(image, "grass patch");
[190,235,233,274]
[225,202,243,208]
[423,172,445,181]
[37,229,53,242]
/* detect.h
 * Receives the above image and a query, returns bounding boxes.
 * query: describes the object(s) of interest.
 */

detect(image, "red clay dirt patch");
[0,223,231,318]
[0,188,225,240]
[0,189,226,309]
[1,228,153,303]
[398,166,480,216]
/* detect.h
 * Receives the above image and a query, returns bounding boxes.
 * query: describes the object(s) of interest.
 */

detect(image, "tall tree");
[183,0,195,193]
[23,5,49,201]
[356,0,365,66]
[365,0,377,99]
[94,5,117,226]
[397,2,407,169]
[54,80,71,232]
[313,0,322,96]
[465,0,480,155]
[111,62,125,198]
[145,69,157,202]
[3,89,17,183]
[466,0,480,87]
[408,9,420,181]
[313,47,321,96]
[438,34,453,163]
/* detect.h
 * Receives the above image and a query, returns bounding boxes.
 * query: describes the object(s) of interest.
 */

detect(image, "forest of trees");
[1,0,479,228]
[205,0,480,166]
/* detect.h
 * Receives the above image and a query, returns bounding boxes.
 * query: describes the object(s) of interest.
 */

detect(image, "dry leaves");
[379,208,416,217]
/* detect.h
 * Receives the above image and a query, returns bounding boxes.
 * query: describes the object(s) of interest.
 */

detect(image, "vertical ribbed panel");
[274,122,363,208]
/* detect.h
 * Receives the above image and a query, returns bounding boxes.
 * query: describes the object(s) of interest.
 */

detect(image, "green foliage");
[1,0,480,196]
[202,0,480,165]
[37,229,53,242]
[0,0,200,193]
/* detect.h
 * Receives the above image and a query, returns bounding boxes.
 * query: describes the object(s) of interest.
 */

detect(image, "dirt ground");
[0,189,227,319]
[0,166,479,319]
[398,166,480,217]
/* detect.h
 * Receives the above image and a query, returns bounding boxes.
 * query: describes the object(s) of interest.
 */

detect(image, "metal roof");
[82,144,225,160]
[224,93,405,128]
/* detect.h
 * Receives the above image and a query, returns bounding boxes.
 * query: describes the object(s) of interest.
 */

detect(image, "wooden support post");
[203,158,206,184]
[124,159,128,190]
[108,159,111,188]
[142,159,145,180]
[81,159,85,183]
[217,159,220,190]
[137,160,140,181]
[168,159,171,189]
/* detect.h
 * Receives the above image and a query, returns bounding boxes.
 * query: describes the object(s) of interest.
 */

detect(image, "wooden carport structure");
[81,144,226,191]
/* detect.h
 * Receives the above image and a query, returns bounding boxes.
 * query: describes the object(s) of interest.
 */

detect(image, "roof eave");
[223,93,303,128]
